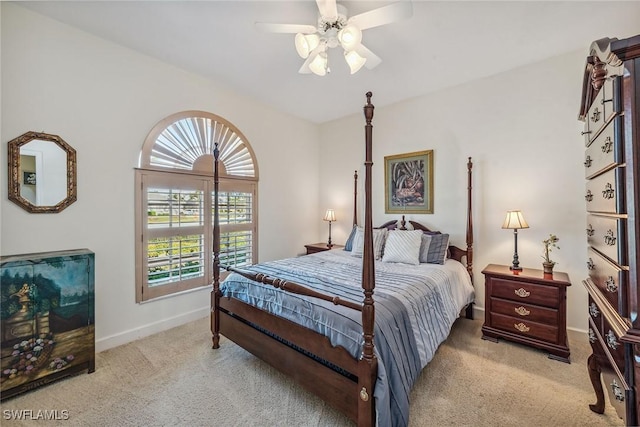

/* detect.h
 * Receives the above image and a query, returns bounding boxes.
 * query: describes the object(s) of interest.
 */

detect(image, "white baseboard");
[95,306,209,352]
[472,305,484,320]
[568,326,588,335]
[95,304,587,353]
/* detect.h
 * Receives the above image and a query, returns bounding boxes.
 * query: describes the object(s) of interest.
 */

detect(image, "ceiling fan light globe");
[344,50,367,74]
[338,24,362,51]
[295,33,320,59]
[309,51,328,76]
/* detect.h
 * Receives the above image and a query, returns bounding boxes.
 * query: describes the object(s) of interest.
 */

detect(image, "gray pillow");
[420,233,450,264]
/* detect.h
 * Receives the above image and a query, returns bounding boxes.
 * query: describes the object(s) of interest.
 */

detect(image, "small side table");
[304,243,343,255]
[481,263,571,363]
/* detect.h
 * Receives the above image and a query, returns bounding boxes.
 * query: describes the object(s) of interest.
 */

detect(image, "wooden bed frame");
[211,92,474,426]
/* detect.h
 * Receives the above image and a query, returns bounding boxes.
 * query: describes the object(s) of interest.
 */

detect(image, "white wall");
[1,4,320,350]
[319,51,590,332]
[2,2,627,344]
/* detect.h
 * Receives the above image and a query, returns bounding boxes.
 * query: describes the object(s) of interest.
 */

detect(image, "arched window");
[135,111,258,302]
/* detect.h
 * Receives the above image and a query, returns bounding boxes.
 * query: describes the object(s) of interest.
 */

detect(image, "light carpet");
[0,316,625,426]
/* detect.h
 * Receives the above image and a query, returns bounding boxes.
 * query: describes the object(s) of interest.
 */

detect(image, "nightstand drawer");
[490,279,560,308]
[490,297,558,325]
[491,313,558,343]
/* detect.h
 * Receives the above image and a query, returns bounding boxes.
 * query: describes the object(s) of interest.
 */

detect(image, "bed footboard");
[218,297,363,422]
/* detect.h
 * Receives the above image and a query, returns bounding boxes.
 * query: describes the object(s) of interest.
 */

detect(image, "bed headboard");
[367,158,474,281]
[377,219,469,265]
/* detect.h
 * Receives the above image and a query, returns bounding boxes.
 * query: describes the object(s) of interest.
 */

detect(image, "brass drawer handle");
[587,258,595,270]
[605,276,617,292]
[514,288,530,298]
[584,155,592,168]
[589,303,600,318]
[586,224,594,237]
[514,322,530,333]
[604,229,616,246]
[602,183,615,199]
[514,306,530,316]
[585,190,593,202]
[589,328,596,343]
[606,330,619,350]
[590,107,601,122]
[601,136,613,153]
[611,379,624,402]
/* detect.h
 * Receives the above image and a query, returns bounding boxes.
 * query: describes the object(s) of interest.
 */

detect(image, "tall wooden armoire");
[579,35,640,425]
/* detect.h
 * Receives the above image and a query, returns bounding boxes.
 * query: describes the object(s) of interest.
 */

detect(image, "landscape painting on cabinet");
[1,253,94,397]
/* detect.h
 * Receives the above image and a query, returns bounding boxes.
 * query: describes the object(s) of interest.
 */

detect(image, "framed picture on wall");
[384,150,434,214]
[23,171,36,186]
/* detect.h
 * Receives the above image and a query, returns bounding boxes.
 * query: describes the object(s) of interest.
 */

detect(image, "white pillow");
[351,227,388,260]
[382,230,423,265]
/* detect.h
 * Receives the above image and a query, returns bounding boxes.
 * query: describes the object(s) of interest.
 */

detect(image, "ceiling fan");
[256,0,413,76]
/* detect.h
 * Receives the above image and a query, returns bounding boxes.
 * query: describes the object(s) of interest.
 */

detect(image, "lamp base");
[509,265,523,271]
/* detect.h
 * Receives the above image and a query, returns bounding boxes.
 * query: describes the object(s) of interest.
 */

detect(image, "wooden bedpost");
[212,143,221,349]
[353,170,358,226]
[359,92,377,425]
[465,157,474,320]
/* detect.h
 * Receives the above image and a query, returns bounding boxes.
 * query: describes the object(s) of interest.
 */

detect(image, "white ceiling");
[13,1,640,123]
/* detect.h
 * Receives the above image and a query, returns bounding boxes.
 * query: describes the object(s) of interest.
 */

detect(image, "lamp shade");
[344,50,367,74]
[502,210,529,230]
[323,209,336,222]
[338,24,362,51]
[309,51,328,76]
[294,33,320,59]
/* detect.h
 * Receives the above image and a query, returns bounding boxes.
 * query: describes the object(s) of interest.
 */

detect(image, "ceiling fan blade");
[356,44,382,70]
[255,22,317,34]
[316,0,338,19]
[348,1,413,30]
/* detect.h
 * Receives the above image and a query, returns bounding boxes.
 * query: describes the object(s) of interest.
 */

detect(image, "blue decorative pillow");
[425,233,449,264]
[344,225,357,251]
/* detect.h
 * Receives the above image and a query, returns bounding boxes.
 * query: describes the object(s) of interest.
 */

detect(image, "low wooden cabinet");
[304,243,343,255]
[481,264,571,363]
[1,249,95,400]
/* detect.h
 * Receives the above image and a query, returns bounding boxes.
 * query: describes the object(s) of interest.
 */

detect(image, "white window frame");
[135,111,258,302]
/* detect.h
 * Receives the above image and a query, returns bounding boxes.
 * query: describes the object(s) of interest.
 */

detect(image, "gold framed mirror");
[8,131,77,213]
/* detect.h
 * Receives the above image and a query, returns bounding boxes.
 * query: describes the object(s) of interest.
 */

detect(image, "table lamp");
[323,209,336,248]
[502,210,529,271]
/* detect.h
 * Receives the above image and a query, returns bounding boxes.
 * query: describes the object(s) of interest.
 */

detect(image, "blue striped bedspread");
[220,249,475,427]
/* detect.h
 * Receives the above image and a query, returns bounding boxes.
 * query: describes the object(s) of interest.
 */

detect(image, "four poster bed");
[211,92,475,427]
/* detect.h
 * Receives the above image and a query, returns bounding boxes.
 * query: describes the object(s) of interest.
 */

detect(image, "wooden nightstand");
[481,263,571,363]
[304,243,344,255]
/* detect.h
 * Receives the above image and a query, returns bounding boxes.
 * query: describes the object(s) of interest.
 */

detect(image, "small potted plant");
[542,234,560,274]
